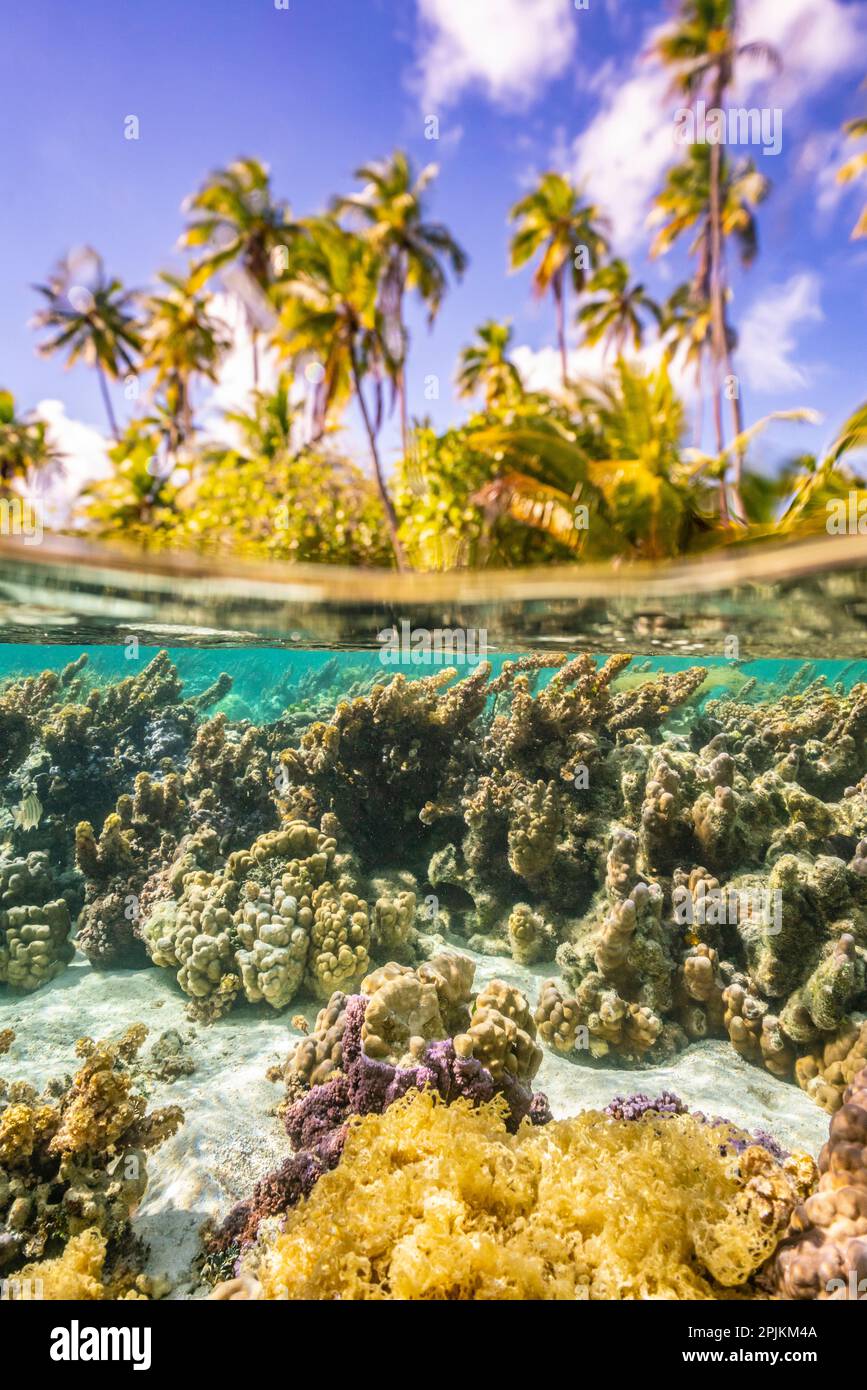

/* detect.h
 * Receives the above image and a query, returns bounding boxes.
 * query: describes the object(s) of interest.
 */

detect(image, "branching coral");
[0,1025,182,1276]
[75,773,188,967]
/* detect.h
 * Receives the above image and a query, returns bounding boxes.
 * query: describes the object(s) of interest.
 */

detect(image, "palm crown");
[276,217,404,567]
[31,248,141,438]
[140,273,230,443]
[456,320,523,408]
[837,82,867,240]
[509,172,610,386]
[182,158,297,385]
[334,150,467,453]
[577,260,662,356]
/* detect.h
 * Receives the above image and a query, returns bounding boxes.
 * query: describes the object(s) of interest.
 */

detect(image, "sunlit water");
[1,535,866,1294]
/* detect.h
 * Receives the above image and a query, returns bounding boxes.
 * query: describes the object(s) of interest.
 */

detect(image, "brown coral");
[771,1065,867,1299]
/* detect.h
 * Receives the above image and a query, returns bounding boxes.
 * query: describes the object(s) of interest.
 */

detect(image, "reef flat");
[3,649,867,1103]
[2,647,867,1299]
[0,948,831,1294]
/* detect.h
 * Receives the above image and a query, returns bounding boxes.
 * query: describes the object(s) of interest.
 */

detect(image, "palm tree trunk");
[397,283,409,460]
[251,327,260,391]
[707,78,745,524]
[554,267,568,388]
[399,363,409,460]
[708,141,727,402]
[723,331,746,521]
[96,364,120,440]
[709,351,729,524]
[180,377,193,443]
[350,346,407,571]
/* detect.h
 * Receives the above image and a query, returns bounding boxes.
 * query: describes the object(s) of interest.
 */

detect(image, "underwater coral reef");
[2,650,867,1103]
[2,648,867,1301]
[0,1024,182,1285]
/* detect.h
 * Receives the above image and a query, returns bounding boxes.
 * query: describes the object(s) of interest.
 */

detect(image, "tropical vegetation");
[5,3,867,569]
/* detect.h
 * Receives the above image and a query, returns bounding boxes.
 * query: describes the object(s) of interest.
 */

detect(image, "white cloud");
[512,332,698,402]
[32,400,111,527]
[198,293,280,444]
[413,0,577,110]
[736,273,823,394]
[796,130,851,220]
[570,63,678,251]
[566,0,867,251]
[740,0,867,102]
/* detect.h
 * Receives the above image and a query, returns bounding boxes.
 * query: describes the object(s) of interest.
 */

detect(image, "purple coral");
[209,993,551,1254]
[604,1090,688,1121]
[603,1091,789,1164]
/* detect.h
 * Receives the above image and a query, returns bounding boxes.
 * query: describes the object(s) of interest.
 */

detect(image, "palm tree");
[456,320,524,409]
[275,217,406,568]
[469,360,721,559]
[661,283,714,445]
[333,151,468,455]
[656,0,778,510]
[222,372,297,460]
[837,83,867,239]
[577,260,662,356]
[79,418,180,537]
[509,172,610,388]
[649,144,768,516]
[776,402,867,531]
[0,390,63,494]
[31,248,141,439]
[139,273,230,447]
[181,158,298,388]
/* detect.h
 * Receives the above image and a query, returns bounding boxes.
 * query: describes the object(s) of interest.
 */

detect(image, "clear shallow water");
[1,537,866,1299]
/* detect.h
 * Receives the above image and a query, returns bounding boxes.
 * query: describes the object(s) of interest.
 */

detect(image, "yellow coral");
[9,1228,150,1300]
[255,1089,800,1301]
[11,1229,109,1300]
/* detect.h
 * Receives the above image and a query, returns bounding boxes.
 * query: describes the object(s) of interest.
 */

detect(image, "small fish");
[12,792,43,831]
[291,1014,310,1036]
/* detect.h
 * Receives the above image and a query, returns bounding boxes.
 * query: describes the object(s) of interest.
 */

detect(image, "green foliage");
[0,390,63,492]
[398,360,726,566]
[455,320,524,409]
[78,421,180,545]
[838,80,867,239]
[395,398,586,569]
[79,387,391,567]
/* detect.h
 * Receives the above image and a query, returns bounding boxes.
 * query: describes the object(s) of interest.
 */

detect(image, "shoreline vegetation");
[1,4,866,573]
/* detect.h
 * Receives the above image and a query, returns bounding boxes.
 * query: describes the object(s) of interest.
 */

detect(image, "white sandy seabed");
[0,943,832,1297]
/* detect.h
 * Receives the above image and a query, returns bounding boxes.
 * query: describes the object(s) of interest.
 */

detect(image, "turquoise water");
[2,644,866,720]
[1,585,866,1299]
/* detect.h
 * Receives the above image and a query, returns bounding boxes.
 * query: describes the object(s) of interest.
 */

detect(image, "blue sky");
[1,0,866,499]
